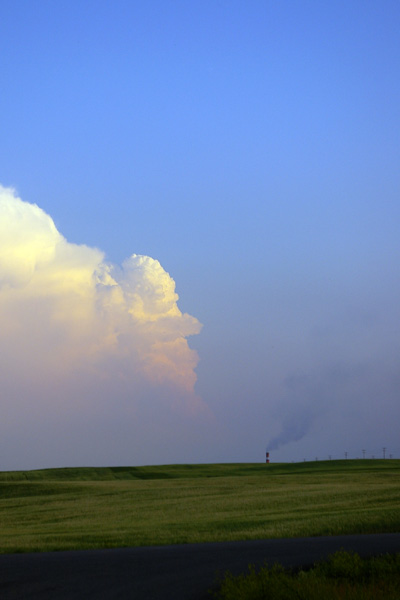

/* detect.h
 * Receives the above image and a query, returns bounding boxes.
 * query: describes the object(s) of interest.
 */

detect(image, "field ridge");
[0,459,398,481]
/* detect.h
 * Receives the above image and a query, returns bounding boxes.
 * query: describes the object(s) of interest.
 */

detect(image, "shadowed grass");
[0,460,399,553]
[1,459,398,481]
[213,550,400,599]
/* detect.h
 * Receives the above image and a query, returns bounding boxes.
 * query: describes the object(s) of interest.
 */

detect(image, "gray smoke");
[267,409,316,451]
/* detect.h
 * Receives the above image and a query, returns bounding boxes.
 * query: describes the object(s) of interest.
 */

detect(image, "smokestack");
[266,451,270,464]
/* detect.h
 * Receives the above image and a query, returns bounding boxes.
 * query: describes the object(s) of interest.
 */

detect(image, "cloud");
[0,185,208,468]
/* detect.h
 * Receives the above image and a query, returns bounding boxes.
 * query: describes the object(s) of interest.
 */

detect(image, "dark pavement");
[0,533,399,599]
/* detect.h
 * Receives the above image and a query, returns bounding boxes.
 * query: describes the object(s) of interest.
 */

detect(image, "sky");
[1,1,400,470]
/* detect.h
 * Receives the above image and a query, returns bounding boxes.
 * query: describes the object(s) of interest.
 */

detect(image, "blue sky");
[1,1,400,469]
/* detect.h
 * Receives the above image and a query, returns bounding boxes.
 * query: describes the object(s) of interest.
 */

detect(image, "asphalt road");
[0,533,399,600]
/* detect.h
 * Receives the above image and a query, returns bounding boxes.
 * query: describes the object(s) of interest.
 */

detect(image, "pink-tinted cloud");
[0,185,209,468]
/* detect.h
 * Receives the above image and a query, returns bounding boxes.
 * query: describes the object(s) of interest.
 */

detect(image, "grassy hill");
[0,460,399,554]
[1,458,397,480]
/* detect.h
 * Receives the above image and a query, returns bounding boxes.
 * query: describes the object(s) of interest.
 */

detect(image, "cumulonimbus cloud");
[0,185,204,415]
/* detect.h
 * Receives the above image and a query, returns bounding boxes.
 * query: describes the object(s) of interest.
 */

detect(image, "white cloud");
[0,185,208,468]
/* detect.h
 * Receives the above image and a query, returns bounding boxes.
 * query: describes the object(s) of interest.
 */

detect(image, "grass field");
[0,460,399,554]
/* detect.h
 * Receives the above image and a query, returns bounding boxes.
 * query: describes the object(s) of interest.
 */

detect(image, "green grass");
[213,550,400,599]
[0,460,399,554]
